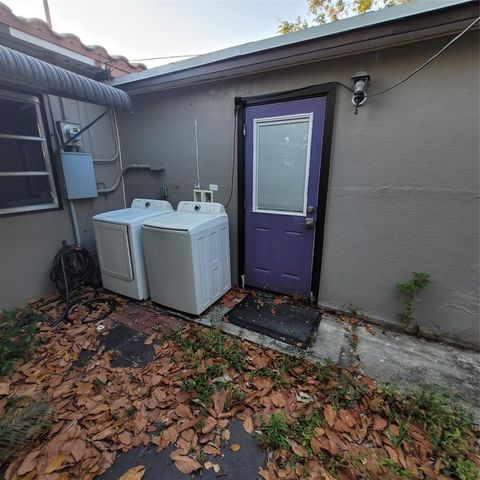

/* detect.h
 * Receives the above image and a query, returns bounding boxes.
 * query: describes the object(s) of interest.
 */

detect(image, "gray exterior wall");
[117,32,479,348]
[0,95,124,309]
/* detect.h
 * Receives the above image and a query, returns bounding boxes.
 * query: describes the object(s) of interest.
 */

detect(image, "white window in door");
[253,113,313,216]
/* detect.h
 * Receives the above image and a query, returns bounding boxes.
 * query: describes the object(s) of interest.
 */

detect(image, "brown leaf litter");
[0,290,478,479]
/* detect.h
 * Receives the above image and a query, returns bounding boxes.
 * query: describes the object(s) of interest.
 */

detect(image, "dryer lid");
[143,211,227,234]
[92,200,173,226]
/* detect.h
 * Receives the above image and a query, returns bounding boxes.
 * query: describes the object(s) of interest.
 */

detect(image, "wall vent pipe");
[97,164,165,194]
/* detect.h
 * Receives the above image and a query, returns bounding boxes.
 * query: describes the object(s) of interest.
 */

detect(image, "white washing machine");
[142,201,231,315]
[93,199,173,300]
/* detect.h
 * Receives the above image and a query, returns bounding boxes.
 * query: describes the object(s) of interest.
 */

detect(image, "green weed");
[0,308,43,375]
[257,412,290,450]
[291,408,324,448]
[386,418,411,449]
[378,458,414,479]
[396,272,430,327]
[180,373,214,405]
[330,373,367,410]
[326,454,349,476]
[315,358,333,383]
[443,457,479,480]
[154,420,166,432]
[406,385,473,455]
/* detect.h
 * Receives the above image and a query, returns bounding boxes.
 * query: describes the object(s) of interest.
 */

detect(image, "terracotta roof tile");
[0,1,146,77]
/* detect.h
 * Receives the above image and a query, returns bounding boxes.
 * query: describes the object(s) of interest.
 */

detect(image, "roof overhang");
[112,0,479,95]
[0,44,133,111]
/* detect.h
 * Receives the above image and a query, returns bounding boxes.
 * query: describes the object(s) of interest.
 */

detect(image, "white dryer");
[93,199,173,300]
[142,201,231,315]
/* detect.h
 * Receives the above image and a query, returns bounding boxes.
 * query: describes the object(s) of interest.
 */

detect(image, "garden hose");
[49,244,116,327]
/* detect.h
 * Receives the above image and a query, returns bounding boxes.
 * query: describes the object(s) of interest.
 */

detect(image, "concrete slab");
[355,323,480,422]
[306,314,350,365]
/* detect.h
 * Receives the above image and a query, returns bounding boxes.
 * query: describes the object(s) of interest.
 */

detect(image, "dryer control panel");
[177,201,226,214]
[131,199,173,211]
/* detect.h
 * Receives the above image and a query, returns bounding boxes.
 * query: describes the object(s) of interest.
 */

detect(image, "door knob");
[304,218,314,228]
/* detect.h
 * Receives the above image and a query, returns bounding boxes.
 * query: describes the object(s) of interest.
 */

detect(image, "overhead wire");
[369,16,480,97]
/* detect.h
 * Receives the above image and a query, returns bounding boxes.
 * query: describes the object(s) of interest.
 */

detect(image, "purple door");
[244,97,326,297]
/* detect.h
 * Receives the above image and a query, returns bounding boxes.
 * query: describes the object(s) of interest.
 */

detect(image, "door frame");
[235,82,337,299]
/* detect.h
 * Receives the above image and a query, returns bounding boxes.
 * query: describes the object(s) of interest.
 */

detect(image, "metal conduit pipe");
[97,164,165,194]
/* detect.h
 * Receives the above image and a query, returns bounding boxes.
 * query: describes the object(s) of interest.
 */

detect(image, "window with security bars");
[0,90,59,215]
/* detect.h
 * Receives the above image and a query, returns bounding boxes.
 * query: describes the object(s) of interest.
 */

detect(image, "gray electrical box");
[59,152,98,200]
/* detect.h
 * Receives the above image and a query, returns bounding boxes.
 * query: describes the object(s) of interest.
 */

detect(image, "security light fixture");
[351,71,370,114]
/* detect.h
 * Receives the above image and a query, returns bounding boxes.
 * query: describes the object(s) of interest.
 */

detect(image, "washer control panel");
[131,199,173,211]
[177,201,226,214]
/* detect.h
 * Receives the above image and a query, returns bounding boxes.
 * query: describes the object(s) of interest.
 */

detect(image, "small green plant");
[0,309,43,375]
[326,454,349,475]
[125,405,136,417]
[386,419,411,449]
[249,367,284,388]
[154,420,166,432]
[378,458,414,479]
[406,385,473,455]
[291,409,324,447]
[195,450,207,464]
[223,344,246,372]
[443,457,479,480]
[202,327,226,357]
[205,363,226,378]
[257,412,290,450]
[330,373,367,410]
[0,397,53,465]
[198,327,246,372]
[164,326,194,351]
[180,372,214,405]
[315,358,333,383]
[396,272,430,327]
[230,386,246,405]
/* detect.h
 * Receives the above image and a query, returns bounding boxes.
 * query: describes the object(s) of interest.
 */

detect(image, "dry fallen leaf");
[289,441,308,457]
[45,453,65,474]
[70,438,87,462]
[271,391,285,408]
[373,414,388,431]
[173,455,201,474]
[230,443,241,452]
[243,416,254,434]
[0,383,10,395]
[119,465,145,480]
[324,404,336,427]
[202,416,217,434]
[17,450,40,475]
[144,334,156,345]
[118,431,133,445]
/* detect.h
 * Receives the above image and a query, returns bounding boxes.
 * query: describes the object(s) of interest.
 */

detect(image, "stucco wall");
[117,32,479,348]
[0,95,124,309]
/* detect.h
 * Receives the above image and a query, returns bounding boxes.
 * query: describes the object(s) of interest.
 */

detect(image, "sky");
[3,0,312,68]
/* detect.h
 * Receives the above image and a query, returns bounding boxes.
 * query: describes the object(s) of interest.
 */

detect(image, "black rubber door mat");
[225,294,321,348]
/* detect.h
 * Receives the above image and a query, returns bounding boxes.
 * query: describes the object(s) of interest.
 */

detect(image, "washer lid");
[143,211,227,234]
[93,201,173,226]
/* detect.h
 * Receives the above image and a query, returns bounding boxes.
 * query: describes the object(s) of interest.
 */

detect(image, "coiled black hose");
[49,244,116,327]
[50,244,94,294]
